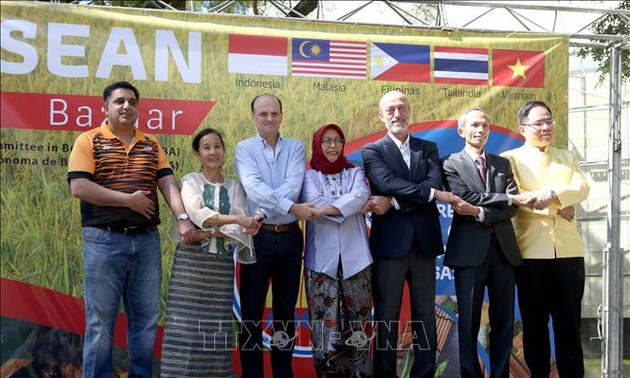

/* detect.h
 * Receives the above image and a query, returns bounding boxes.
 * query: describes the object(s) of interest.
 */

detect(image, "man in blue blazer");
[442,108,533,377]
[362,90,456,378]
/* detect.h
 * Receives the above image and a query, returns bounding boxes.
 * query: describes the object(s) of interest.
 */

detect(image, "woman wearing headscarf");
[301,123,373,377]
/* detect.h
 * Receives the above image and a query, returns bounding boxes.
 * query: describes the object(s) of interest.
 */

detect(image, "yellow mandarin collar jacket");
[501,143,590,259]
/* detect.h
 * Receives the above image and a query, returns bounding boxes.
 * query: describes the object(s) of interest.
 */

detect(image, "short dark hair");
[192,128,225,152]
[103,81,140,102]
[517,101,552,124]
[250,94,283,113]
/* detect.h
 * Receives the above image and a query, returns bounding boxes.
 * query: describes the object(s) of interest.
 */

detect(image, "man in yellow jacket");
[501,100,590,378]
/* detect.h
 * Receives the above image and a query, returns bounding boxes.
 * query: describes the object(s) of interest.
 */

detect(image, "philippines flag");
[433,46,489,85]
[371,42,430,82]
[228,34,288,76]
[291,38,367,79]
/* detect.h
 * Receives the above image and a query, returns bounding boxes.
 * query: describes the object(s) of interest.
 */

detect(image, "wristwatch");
[253,210,266,222]
[550,190,558,200]
[177,213,189,221]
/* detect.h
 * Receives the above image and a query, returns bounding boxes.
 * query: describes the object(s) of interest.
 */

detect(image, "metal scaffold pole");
[601,42,624,378]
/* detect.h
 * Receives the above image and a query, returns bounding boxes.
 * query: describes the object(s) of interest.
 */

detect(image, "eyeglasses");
[321,137,344,147]
[523,119,555,129]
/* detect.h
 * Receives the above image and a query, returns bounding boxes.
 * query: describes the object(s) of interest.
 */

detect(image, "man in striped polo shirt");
[67,81,196,378]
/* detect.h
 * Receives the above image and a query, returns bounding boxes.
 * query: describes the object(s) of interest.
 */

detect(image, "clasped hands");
[505,192,575,221]
[289,202,334,221]
[436,190,575,221]
[191,215,260,243]
[240,216,261,235]
[434,190,481,217]
[364,192,467,216]
[511,191,574,220]
[289,192,575,221]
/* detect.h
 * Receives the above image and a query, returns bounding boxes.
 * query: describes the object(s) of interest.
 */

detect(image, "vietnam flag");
[492,49,545,88]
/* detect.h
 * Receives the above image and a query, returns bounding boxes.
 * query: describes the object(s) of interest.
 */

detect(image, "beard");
[387,122,408,134]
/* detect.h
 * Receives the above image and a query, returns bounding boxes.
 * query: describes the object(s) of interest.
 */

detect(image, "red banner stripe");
[344,120,523,154]
[0,92,214,136]
[0,277,164,357]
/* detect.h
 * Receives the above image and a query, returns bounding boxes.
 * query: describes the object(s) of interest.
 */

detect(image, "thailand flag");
[371,42,430,82]
[433,46,489,85]
[228,34,288,76]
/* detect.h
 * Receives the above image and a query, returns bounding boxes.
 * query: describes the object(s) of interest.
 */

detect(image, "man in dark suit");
[442,108,533,378]
[362,90,456,378]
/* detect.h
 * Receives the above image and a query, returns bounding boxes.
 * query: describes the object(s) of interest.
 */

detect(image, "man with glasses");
[501,101,590,378]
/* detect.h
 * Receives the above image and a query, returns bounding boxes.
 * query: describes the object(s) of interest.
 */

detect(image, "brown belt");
[259,221,300,233]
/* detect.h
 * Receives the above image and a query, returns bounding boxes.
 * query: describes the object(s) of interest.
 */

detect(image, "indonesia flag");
[228,34,288,76]
[433,46,489,85]
[371,42,430,82]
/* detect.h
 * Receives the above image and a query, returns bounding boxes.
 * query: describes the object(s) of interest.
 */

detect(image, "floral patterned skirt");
[305,265,372,377]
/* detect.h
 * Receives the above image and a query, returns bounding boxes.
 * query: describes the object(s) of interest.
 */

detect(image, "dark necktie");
[476,155,487,184]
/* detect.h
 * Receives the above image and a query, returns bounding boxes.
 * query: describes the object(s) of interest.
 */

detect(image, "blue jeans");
[82,226,161,378]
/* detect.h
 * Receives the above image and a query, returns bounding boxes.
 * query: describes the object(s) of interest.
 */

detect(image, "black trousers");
[372,238,436,378]
[516,257,585,378]
[238,228,303,378]
[454,234,515,378]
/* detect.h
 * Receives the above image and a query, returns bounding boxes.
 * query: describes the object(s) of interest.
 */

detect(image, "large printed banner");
[0,2,568,377]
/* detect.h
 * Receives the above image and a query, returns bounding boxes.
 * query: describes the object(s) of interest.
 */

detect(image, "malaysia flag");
[433,46,489,85]
[492,49,545,87]
[371,42,430,82]
[292,38,367,79]
[228,34,288,76]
